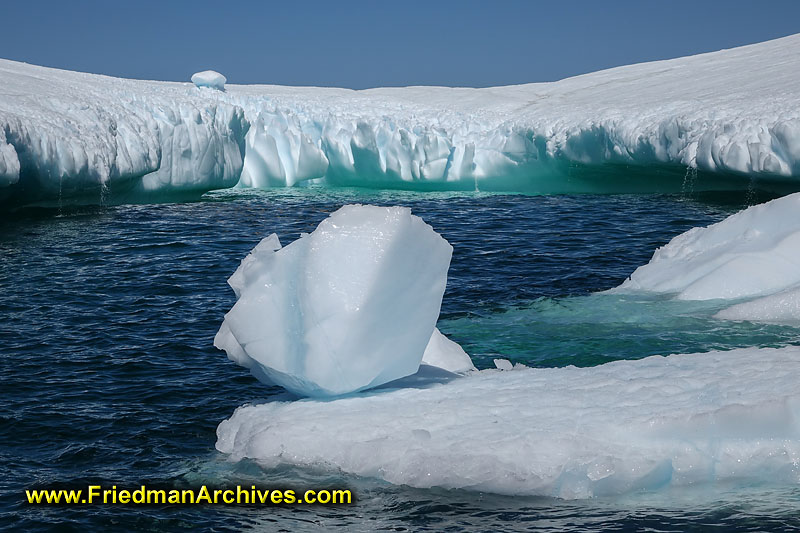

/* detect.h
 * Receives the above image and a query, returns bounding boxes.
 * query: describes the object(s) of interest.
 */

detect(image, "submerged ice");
[3,33,800,207]
[214,205,454,397]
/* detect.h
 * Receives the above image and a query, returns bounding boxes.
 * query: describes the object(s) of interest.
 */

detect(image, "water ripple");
[2,189,797,531]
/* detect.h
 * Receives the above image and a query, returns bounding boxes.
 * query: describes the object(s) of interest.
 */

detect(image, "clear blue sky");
[3,0,798,88]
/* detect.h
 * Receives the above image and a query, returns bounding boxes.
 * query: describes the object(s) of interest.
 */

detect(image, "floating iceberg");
[212,194,800,497]
[217,345,800,498]
[214,204,454,397]
[191,70,226,91]
[614,191,800,325]
[611,189,800,325]
[3,34,800,207]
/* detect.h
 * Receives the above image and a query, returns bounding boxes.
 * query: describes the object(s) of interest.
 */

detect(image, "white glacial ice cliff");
[3,33,800,206]
[0,60,248,206]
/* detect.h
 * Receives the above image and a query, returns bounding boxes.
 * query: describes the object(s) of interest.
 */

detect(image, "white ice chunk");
[191,70,227,91]
[421,328,475,373]
[214,205,453,397]
[217,346,800,498]
[493,358,513,370]
[615,192,800,301]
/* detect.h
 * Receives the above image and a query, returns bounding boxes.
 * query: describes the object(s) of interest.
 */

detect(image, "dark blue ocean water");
[2,188,799,531]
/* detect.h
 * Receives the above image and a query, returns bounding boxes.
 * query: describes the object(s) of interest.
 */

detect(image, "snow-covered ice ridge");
[218,346,800,498]
[226,33,800,192]
[3,34,800,206]
[0,60,248,206]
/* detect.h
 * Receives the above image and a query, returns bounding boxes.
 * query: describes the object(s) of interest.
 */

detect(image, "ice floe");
[217,345,800,498]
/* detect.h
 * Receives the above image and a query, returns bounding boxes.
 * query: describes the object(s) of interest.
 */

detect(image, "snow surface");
[191,70,226,91]
[615,192,800,307]
[217,345,800,498]
[214,205,453,397]
[3,34,800,206]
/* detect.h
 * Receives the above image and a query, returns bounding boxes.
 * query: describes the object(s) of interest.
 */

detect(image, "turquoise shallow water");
[1,188,799,531]
[442,292,800,369]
